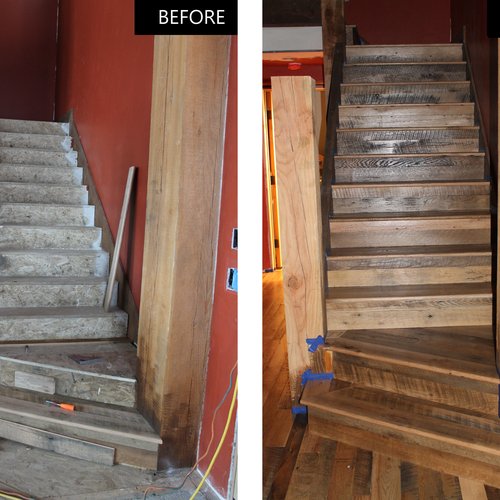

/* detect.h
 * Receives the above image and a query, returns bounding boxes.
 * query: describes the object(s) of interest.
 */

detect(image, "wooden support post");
[137,35,230,468]
[321,0,345,94]
[271,76,327,403]
[497,39,500,370]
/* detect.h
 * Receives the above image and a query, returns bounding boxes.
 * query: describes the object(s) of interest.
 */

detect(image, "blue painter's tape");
[301,369,334,385]
[306,335,325,353]
[291,405,308,415]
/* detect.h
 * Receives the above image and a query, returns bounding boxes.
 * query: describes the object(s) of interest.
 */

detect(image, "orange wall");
[0,0,58,120]
[55,0,154,306]
[451,0,498,177]
[198,38,238,496]
[345,0,451,44]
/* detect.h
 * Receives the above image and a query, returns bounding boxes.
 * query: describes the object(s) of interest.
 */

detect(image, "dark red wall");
[451,0,498,177]
[56,0,154,306]
[198,38,238,497]
[0,0,58,120]
[345,0,451,44]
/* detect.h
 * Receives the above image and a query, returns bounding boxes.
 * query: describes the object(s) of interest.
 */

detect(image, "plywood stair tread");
[325,326,498,383]
[302,382,500,466]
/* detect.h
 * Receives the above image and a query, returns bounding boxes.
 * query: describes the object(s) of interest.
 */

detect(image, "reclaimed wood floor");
[263,270,500,499]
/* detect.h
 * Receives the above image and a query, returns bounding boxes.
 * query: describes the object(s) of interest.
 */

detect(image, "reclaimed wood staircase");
[0,118,161,467]
[301,43,500,486]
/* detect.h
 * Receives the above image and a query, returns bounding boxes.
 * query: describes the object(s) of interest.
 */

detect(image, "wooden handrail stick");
[103,166,136,312]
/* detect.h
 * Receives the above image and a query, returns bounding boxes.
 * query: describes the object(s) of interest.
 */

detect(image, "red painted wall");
[0,0,58,120]
[198,38,238,497]
[55,0,154,306]
[345,0,451,44]
[451,0,498,177]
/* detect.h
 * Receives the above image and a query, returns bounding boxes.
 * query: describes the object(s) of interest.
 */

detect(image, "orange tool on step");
[45,400,75,411]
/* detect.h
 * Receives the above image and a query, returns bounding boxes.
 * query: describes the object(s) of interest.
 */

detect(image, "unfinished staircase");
[301,43,500,485]
[0,118,161,467]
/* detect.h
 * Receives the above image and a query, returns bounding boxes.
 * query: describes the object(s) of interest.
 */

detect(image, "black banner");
[135,0,237,35]
[487,0,499,38]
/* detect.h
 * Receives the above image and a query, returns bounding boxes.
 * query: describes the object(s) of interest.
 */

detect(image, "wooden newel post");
[271,76,327,403]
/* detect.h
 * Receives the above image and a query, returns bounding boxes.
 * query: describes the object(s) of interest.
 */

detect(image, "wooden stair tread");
[339,103,474,109]
[325,327,498,383]
[344,62,467,68]
[328,245,491,259]
[332,210,490,221]
[337,125,479,132]
[332,180,489,188]
[302,383,500,461]
[327,283,491,300]
[335,152,484,159]
[342,80,470,87]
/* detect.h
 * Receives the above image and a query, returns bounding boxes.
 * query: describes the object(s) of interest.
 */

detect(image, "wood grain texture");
[343,63,467,83]
[271,76,326,401]
[337,126,479,155]
[137,35,230,467]
[371,453,402,500]
[346,44,464,64]
[341,81,472,105]
[332,181,490,214]
[334,153,485,182]
[321,0,344,94]
[459,477,489,500]
[497,38,500,371]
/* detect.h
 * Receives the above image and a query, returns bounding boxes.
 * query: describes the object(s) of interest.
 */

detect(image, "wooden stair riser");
[343,63,467,83]
[327,295,492,330]
[339,104,475,129]
[0,279,117,308]
[0,165,83,185]
[0,204,95,226]
[337,127,479,155]
[341,82,471,105]
[308,417,500,489]
[332,183,490,214]
[0,132,72,152]
[328,253,491,287]
[346,45,464,64]
[0,147,77,167]
[0,310,128,343]
[330,216,491,248]
[0,250,108,278]
[334,154,485,183]
[328,351,498,416]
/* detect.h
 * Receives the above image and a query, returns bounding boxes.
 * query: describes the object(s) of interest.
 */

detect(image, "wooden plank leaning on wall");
[137,35,230,468]
[271,76,326,403]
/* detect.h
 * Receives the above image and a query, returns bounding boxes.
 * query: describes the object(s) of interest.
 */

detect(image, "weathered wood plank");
[327,441,357,499]
[14,371,55,394]
[0,418,115,465]
[371,453,402,500]
[334,153,485,182]
[459,477,488,500]
[271,76,325,402]
[346,44,464,64]
[339,103,475,128]
[337,126,479,155]
[137,36,230,467]
[330,213,491,248]
[343,62,467,83]
[341,81,471,105]
[321,0,344,93]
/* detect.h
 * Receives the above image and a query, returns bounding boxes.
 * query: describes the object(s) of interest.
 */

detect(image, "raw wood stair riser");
[0,148,77,167]
[343,63,467,83]
[338,104,475,129]
[0,360,135,408]
[307,417,500,490]
[0,226,102,250]
[345,45,464,64]
[0,184,88,204]
[329,355,498,416]
[0,204,95,226]
[334,154,485,182]
[337,127,479,155]
[330,217,491,248]
[0,280,117,308]
[341,82,472,105]
[328,264,491,287]
[0,165,83,185]
[0,251,109,278]
[0,119,69,136]
[0,311,128,342]
[0,133,72,152]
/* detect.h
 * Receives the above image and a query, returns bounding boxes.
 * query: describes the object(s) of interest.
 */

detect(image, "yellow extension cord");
[190,376,238,500]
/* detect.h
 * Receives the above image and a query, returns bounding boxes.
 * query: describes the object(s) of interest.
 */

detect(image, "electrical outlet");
[226,268,238,292]
[231,228,238,250]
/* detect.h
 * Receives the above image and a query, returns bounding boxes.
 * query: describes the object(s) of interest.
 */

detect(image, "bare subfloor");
[0,439,215,499]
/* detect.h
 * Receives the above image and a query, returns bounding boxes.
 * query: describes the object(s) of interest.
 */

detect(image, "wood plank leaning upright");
[271,76,326,403]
